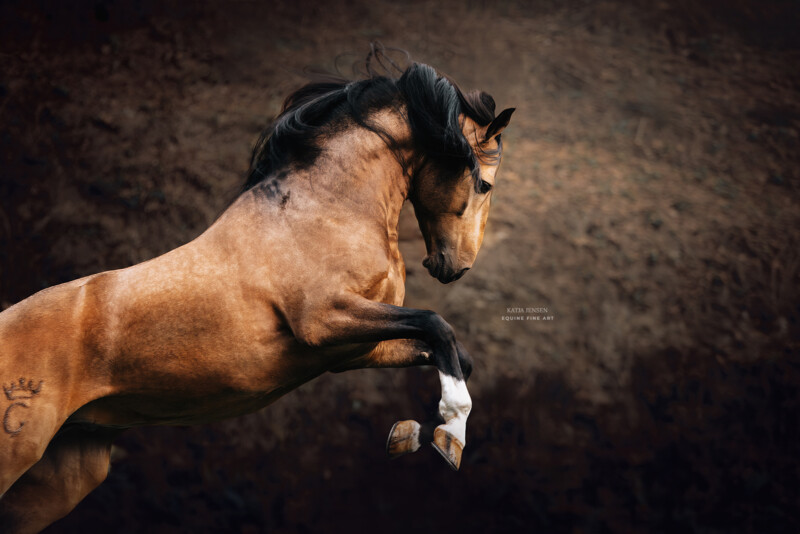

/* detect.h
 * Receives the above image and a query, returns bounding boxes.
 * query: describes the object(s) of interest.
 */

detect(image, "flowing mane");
[243,61,500,195]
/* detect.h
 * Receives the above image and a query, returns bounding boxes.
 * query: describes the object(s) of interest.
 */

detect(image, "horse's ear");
[483,108,515,143]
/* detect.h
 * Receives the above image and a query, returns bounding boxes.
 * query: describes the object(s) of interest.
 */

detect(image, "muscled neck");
[292,107,415,236]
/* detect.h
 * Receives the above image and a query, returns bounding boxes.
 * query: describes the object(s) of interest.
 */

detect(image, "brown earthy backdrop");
[1,1,799,532]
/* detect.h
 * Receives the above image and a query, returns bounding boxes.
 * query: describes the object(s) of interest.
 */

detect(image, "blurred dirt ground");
[1,1,799,532]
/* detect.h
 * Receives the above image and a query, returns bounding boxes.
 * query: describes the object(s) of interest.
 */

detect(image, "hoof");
[431,427,463,471]
[386,420,421,459]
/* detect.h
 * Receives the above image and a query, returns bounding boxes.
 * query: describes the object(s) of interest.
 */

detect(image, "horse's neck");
[210,109,414,257]
[297,111,413,231]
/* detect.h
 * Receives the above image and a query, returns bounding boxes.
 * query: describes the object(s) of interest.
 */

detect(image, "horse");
[0,51,514,533]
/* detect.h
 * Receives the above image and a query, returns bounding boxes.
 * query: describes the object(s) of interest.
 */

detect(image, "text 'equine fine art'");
[0,48,513,533]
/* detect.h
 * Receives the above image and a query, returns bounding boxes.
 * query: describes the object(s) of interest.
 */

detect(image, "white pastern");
[437,371,472,445]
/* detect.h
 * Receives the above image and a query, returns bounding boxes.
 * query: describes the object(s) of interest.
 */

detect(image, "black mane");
[242,60,498,195]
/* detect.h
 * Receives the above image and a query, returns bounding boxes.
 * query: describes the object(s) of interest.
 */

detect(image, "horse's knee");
[0,428,115,534]
[29,457,108,526]
[56,462,108,519]
[82,448,112,490]
[56,432,114,495]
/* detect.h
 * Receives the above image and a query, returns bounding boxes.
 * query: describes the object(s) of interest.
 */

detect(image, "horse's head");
[411,107,514,284]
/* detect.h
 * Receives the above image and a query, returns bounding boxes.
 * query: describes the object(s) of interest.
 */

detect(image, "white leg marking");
[437,371,472,446]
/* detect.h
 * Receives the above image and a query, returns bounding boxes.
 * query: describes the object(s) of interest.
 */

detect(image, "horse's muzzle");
[422,254,470,284]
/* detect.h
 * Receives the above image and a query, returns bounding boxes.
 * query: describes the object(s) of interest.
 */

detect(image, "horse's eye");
[478,179,493,194]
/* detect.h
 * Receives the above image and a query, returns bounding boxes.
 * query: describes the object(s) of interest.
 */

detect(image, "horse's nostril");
[422,257,431,268]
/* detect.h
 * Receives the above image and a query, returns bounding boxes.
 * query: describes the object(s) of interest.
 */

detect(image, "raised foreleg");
[0,426,118,534]
[289,296,474,470]
[330,338,474,463]
[334,338,473,379]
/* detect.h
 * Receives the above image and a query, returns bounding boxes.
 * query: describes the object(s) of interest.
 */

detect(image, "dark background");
[1,0,799,532]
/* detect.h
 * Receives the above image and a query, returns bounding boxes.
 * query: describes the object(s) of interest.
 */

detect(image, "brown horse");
[0,53,513,533]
